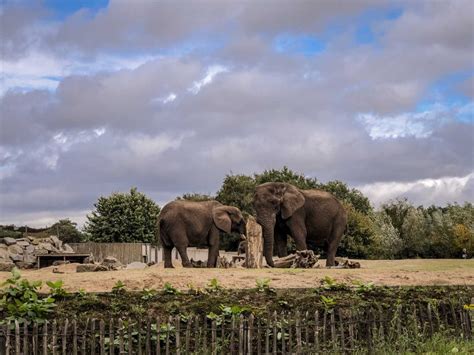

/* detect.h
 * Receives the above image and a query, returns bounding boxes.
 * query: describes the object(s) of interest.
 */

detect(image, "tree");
[177,193,214,202]
[216,174,256,215]
[84,188,160,243]
[50,219,84,243]
[317,180,372,215]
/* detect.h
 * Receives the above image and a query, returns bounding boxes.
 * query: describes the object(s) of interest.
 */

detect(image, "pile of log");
[189,256,236,268]
[273,250,321,268]
[334,257,361,269]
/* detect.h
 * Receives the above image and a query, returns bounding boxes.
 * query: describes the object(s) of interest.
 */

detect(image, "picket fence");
[0,302,472,354]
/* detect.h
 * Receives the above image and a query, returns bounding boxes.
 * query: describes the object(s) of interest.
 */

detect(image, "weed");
[163,282,180,295]
[141,288,157,301]
[255,278,275,293]
[320,276,348,290]
[0,268,56,324]
[352,280,375,293]
[206,278,223,293]
[320,295,337,311]
[47,280,68,298]
[112,280,126,294]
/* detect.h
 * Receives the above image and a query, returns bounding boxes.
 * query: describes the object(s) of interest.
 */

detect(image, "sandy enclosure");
[1,259,473,293]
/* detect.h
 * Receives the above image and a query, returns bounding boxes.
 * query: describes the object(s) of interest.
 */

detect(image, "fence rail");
[0,302,472,354]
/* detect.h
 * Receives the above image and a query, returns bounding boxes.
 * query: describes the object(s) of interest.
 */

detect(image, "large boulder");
[101,256,123,270]
[0,247,10,261]
[76,264,108,272]
[3,237,17,246]
[0,262,15,272]
[8,244,23,255]
[23,253,37,264]
[50,236,63,249]
[62,244,74,253]
[126,262,148,270]
[16,240,30,248]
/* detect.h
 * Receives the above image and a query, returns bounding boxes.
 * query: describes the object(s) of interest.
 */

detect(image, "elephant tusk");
[240,234,246,240]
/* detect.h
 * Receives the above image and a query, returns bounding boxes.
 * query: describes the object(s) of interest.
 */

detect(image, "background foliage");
[3,168,472,259]
[83,187,161,243]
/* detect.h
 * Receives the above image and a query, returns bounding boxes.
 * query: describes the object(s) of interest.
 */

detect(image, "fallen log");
[273,250,321,268]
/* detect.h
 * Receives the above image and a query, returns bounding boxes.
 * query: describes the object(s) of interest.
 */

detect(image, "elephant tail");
[157,217,173,247]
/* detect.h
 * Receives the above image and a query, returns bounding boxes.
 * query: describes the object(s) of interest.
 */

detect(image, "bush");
[84,188,160,243]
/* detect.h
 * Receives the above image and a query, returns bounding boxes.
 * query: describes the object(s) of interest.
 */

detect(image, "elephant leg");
[275,229,288,257]
[286,218,308,251]
[176,245,192,267]
[326,222,346,267]
[163,246,174,268]
[207,228,220,267]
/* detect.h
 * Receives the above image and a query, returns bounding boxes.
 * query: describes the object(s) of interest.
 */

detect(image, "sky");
[0,0,473,227]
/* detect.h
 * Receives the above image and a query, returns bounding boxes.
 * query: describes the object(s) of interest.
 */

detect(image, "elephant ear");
[281,185,305,219]
[212,206,232,233]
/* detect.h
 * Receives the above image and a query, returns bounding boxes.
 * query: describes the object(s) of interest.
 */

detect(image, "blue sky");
[0,0,473,226]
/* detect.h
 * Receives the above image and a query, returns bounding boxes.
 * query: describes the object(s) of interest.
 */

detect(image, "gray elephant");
[253,182,347,267]
[158,200,246,268]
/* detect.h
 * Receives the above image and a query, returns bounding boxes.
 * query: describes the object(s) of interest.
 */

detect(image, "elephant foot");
[182,262,193,268]
[164,265,174,268]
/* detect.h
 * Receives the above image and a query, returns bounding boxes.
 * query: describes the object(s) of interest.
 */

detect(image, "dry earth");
[1,259,473,293]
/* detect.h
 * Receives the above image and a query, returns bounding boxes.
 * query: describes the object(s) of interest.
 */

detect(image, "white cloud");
[0,50,158,96]
[126,132,193,157]
[357,106,450,139]
[358,172,474,207]
[189,65,228,94]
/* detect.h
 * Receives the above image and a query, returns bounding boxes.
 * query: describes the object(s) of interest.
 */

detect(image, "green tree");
[177,193,214,202]
[84,188,160,243]
[216,174,256,215]
[317,180,372,215]
[49,219,84,243]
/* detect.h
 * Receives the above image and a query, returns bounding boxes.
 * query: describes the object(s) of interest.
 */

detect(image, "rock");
[15,261,35,269]
[37,242,54,252]
[30,238,40,245]
[15,238,29,242]
[33,247,48,255]
[0,262,15,272]
[0,247,9,260]
[10,254,23,262]
[76,264,109,272]
[17,240,30,248]
[50,236,62,249]
[52,260,70,266]
[3,237,17,245]
[101,256,123,270]
[126,262,148,270]
[25,245,35,255]
[8,244,23,255]
[62,244,74,253]
[23,253,37,264]
[84,255,94,264]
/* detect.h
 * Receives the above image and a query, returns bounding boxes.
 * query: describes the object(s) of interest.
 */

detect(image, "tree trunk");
[245,216,263,268]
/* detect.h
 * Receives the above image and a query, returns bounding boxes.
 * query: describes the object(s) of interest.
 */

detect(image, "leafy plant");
[141,288,157,301]
[320,276,348,290]
[206,278,223,293]
[353,280,375,293]
[112,280,126,293]
[0,268,56,324]
[320,295,337,311]
[46,280,68,298]
[163,282,180,295]
[255,278,275,293]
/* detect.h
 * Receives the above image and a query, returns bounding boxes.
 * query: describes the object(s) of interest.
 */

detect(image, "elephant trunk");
[258,213,276,267]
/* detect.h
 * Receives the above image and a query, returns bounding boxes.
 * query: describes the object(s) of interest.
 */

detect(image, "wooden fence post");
[62,319,68,355]
[42,321,48,355]
[247,314,254,355]
[72,319,77,355]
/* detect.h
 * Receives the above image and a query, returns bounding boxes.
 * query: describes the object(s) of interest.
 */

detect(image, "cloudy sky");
[1,0,473,227]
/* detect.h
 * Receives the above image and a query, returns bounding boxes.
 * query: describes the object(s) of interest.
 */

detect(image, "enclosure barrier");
[0,301,472,354]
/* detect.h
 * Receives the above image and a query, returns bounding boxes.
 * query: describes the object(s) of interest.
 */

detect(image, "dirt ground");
[1,259,473,292]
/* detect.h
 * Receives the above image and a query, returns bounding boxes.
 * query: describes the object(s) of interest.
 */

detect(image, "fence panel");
[0,300,472,354]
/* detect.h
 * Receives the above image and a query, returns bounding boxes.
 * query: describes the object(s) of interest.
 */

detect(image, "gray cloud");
[1,0,473,226]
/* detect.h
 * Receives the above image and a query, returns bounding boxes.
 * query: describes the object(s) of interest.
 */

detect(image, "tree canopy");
[84,187,160,243]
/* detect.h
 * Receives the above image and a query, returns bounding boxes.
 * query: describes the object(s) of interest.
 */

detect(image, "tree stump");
[245,216,263,268]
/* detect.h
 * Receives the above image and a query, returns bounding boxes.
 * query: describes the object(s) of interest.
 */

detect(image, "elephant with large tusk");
[253,182,347,267]
[157,200,246,268]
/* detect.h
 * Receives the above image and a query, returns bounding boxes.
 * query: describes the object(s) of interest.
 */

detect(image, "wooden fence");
[0,302,472,354]
[69,243,150,265]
